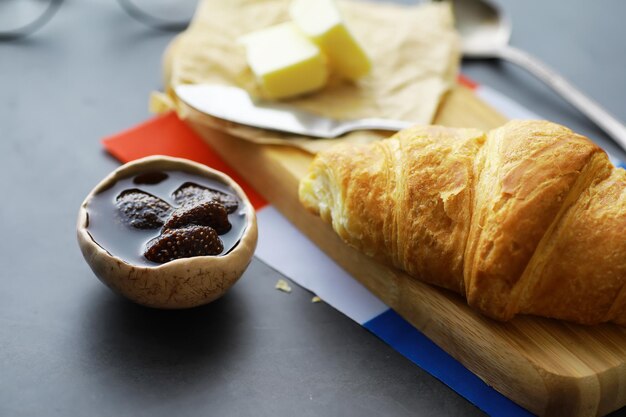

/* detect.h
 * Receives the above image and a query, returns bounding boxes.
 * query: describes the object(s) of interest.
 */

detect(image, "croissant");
[299,120,626,325]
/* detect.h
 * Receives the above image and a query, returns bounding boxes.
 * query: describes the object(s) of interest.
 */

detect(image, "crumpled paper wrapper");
[153,0,460,154]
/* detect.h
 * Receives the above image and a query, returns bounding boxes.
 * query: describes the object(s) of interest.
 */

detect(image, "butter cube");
[240,23,329,100]
[290,0,371,80]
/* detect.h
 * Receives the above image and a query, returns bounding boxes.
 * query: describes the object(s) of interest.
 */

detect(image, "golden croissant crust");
[299,120,626,325]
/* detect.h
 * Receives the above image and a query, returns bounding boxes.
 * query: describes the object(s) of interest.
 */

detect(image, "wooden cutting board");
[183,85,626,417]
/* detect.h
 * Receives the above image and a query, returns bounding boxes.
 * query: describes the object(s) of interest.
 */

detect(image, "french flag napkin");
[102,80,624,417]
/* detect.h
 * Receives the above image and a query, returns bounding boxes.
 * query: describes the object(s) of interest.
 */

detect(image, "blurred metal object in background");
[116,0,198,31]
[449,0,626,152]
[0,0,198,40]
[0,0,63,40]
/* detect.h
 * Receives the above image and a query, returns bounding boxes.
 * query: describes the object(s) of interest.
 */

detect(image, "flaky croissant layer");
[299,120,626,325]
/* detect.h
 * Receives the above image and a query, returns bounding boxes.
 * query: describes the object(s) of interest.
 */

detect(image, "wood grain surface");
[182,85,626,417]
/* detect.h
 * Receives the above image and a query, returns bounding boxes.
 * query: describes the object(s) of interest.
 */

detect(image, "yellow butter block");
[290,0,371,80]
[240,23,329,100]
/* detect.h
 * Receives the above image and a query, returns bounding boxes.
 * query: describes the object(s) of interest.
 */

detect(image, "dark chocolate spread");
[86,170,247,266]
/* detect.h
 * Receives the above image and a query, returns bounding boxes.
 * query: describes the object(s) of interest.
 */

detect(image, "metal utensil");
[450,0,626,152]
[175,84,413,139]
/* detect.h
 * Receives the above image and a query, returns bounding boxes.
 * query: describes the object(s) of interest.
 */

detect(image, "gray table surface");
[1,0,625,416]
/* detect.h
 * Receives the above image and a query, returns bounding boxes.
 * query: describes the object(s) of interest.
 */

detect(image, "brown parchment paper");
[153,0,460,154]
